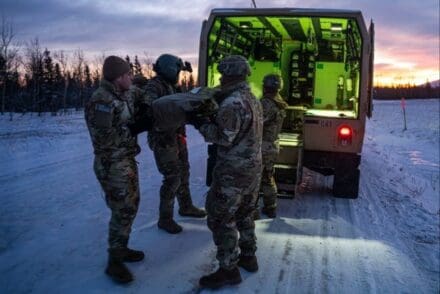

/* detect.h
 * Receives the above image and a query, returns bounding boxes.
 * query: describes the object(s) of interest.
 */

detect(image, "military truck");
[198,8,374,198]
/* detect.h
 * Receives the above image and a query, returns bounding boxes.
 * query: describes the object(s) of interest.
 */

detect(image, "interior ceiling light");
[239,21,253,28]
[331,23,343,31]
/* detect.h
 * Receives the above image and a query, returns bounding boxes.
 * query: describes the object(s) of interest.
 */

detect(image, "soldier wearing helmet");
[195,55,263,289]
[144,54,206,234]
[258,73,288,218]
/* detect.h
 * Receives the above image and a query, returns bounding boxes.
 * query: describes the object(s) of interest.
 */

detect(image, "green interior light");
[206,15,362,117]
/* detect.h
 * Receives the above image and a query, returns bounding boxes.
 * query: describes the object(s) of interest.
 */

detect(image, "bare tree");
[73,48,85,109]
[91,51,106,78]
[90,52,107,87]
[0,16,20,114]
[54,50,70,113]
[25,37,43,114]
[93,51,106,68]
[142,51,155,78]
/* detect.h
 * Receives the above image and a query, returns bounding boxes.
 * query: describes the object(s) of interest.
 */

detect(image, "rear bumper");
[303,150,360,172]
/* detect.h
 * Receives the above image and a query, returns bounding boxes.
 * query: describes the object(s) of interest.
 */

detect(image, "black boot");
[199,267,242,289]
[178,205,207,218]
[157,218,183,234]
[121,247,145,262]
[238,255,259,272]
[262,206,276,218]
[105,249,134,284]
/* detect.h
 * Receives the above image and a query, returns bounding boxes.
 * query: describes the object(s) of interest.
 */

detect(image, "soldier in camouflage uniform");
[195,55,263,289]
[259,74,288,218]
[85,56,150,284]
[144,54,206,234]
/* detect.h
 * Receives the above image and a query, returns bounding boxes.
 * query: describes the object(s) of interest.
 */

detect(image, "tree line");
[0,19,196,116]
[374,83,439,100]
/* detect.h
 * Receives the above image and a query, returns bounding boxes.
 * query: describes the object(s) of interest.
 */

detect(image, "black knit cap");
[102,55,131,81]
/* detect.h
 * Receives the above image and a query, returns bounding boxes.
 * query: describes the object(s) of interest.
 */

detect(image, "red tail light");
[338,126,352,145]
[339,127,351,137]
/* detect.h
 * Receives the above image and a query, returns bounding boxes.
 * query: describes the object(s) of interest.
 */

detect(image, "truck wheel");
[333,167,360,199]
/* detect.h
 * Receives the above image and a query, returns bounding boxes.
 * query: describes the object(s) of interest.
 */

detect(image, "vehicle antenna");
[251,0,257,8]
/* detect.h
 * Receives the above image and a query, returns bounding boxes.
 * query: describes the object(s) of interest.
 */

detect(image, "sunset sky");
[2,0,439,86]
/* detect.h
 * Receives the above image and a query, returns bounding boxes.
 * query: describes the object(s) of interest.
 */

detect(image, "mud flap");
[333,166,360,199]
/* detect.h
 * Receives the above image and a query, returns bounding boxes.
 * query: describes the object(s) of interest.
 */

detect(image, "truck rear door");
[367,20,375,118]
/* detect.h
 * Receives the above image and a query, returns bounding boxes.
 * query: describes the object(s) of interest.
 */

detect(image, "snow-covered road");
[0,99,438,293]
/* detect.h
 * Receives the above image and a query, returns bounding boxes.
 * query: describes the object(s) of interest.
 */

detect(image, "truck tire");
[333,167,360,199]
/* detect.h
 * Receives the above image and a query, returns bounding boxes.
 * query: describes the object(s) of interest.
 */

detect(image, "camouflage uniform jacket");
[85,79,140,159]
[261,93,287,156]
[199,81,263,172]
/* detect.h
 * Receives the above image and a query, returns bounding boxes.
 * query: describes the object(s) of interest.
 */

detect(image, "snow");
[0,99,439,294]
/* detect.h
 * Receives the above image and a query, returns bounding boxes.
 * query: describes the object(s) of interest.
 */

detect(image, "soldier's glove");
[188,115,211,129]
[195,99,219,118]
[128,110,154,136]
[182,61,193,73]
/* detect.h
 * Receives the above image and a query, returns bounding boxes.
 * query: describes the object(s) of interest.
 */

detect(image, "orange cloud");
[374,26,439,86]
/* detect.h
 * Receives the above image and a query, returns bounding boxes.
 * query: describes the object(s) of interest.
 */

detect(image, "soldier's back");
[216,84,262,171]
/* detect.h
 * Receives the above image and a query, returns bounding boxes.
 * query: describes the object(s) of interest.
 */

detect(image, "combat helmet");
[263,74,283,91]
[153,54,184,84]
[217,55,251,77]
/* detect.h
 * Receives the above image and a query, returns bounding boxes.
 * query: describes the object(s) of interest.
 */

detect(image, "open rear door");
[367,20,375,118]
[198,20,209,87]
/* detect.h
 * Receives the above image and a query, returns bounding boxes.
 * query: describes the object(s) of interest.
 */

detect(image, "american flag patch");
[95,103,112,113]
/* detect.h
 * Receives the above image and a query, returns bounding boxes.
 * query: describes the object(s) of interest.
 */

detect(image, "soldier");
[144,54,206,234]
[259,74,288,218]
[85,56,151,283]
[194,55,263,289]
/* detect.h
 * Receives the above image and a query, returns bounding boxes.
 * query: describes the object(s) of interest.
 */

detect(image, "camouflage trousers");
[151,136,192,220]
[261,152,278,209]
[206,166,261,270]
[94,156,140,249]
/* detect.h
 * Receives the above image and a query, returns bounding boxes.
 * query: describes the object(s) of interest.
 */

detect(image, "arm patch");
[94,103,113,128]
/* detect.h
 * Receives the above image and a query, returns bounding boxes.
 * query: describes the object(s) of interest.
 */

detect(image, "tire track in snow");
[331,195,375,293]
[284,171,375,294]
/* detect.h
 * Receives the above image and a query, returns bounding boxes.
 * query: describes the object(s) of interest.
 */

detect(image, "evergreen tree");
[424,80,433,97]
[83,64,93,106]
[52,63,64,112]
[25,38,45,114]
[8,68,20,113]
[0,54,6,112]
[65,70,75,109]
[84,65,92,89]
[0,54,6,82]
[42,48,56,112]
[53,63,63,90]
[133,55,143,76]
[72,49,85,109]
[125,55,134,74]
